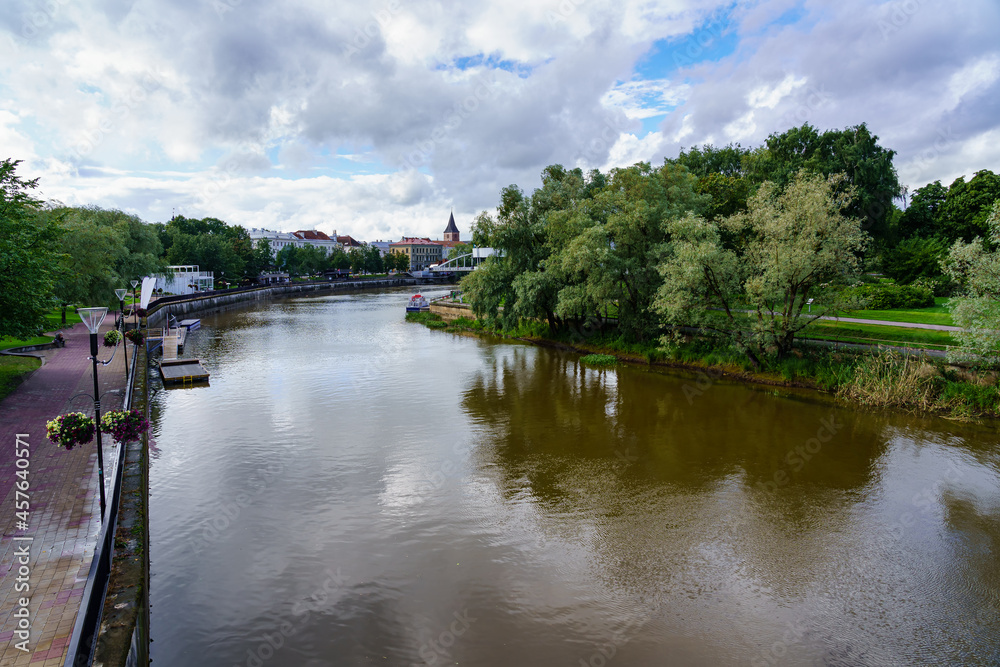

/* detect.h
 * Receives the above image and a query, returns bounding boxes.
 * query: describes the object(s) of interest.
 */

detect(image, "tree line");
[462,123,1000,365]
[0,158,406,339]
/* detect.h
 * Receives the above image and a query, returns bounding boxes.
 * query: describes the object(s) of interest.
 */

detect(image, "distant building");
[159,265,214,295]
[248,228,341,255]
[369,240,392,256]
[336,235,364,249]
[390,237,443,270]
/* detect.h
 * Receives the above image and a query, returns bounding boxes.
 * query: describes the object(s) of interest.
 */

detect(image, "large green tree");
[656,172,866,362]
[50,207,165,314]
[744,123,901,245]
[160,215,253,278]
[938,170,1000,243]
[0,159,63,339]
[942,199,1000,365]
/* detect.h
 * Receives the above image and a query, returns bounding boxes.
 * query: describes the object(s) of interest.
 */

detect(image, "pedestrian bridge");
[429,248,496,273]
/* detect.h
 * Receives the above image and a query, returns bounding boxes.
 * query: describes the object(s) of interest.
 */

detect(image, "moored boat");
[406,294,430,312]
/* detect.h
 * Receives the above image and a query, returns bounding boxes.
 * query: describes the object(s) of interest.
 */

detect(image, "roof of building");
[336,235,363,247]
[444,211,459,235]
[293,230,333,241]
[391,237,442,246]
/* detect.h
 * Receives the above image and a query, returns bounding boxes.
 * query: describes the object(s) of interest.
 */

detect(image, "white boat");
[406,294,430,312]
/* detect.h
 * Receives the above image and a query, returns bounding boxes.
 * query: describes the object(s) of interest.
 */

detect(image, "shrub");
[46,412,96,450]
[580,354,617,366]
[103,329,122,347]
[840,283,934,309]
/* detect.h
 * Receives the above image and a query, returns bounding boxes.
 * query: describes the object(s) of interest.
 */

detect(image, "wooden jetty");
[147,327,187,355]
[159,358,210,386]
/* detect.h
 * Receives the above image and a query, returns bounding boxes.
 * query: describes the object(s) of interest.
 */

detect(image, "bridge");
[429,248,496,273]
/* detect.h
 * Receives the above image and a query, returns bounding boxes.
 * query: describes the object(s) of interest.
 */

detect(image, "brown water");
[148,288,1000,666]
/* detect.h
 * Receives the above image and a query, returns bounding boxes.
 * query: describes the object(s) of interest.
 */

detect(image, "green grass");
[835,297,954,326]
[0,306,84,350]
[580,354,617,366]
[405,311,448,328]
[801,321,956,349]
[0,356,41,401]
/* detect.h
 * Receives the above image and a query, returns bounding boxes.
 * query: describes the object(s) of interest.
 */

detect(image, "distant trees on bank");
[462,123,1000,365]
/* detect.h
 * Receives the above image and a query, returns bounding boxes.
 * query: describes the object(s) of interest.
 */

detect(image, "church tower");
[443,211,460,243]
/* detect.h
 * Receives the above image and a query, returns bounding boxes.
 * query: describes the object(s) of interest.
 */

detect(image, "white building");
[248,228,341,255]
[159,265,214,295]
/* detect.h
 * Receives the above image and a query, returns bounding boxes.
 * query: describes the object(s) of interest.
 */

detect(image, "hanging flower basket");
[125,328,145,344]
[104,329,122,347]
[133,307,147,319]
[46,412,96,450]
[100,409,150,443]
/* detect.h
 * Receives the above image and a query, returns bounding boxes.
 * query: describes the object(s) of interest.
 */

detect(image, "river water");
[148,288,1000,666]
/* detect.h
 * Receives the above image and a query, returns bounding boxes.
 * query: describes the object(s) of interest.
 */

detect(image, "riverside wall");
[146,278,421,326]
[429,300,473,322]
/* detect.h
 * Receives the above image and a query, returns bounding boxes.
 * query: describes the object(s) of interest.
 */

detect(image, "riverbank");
[406,311,1000,421]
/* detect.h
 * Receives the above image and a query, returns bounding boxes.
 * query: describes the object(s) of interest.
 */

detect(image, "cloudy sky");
[2,0,998,241]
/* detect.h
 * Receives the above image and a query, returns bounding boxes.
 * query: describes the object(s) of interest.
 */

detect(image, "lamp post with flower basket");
[76,306,118,518]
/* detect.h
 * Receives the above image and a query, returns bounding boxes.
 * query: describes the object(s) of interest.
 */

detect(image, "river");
[148,287,1000,666]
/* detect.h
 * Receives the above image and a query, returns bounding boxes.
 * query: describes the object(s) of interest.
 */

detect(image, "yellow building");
[389,237,444,270]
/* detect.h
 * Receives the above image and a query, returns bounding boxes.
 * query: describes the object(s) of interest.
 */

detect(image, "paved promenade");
[0,320,129,667]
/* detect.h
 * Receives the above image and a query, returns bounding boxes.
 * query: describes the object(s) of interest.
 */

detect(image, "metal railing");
[63,342,138,667]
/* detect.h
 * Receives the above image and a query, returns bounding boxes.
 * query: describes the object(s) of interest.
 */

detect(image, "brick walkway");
[0,320,129,667]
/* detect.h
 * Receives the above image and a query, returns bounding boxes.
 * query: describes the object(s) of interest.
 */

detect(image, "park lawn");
[801,320,956,350]
[0,306,84,350]
[0,356,41,401]
[835,297,954,326]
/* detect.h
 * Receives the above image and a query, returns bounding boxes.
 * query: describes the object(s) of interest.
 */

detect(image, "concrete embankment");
[429,300,473,322]
[147,278,421,325]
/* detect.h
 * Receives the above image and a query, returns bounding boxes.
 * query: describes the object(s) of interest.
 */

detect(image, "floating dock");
[159,358,210,386]
[178,318,201,331]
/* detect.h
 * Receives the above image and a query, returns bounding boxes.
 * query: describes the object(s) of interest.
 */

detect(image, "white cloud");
[1,0,998,239]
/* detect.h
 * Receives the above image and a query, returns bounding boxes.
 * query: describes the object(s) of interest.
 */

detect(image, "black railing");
[63,342,138,667]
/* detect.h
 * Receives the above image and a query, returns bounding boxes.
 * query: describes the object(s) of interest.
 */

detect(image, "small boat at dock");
[406,294,430,312]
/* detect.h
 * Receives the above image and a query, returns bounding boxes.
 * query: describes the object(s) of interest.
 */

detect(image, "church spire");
[444,211,460,242]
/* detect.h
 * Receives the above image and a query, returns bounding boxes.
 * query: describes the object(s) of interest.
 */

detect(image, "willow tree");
[942,199,1000,366]
[656,171,866,362]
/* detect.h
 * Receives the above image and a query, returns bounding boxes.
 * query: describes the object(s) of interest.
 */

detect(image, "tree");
[328,247,352,271]
[245,239,274,278]
[275,244,301,275]
[938,170,1000,243]
[882,236,948,285]
[161,215,250,277]
[941,199,1000,365]
[366,245,385,274]
[0,159,63,339]
[897,180,947,239]
[50,207,165,315]
[744,123,901,246]
[656,172,866,362]
[447,243,472,261]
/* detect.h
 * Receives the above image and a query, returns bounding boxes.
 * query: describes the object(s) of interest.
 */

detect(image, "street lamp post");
[115,289,129,378]
[78,307,112,519]
[130,279,139,328]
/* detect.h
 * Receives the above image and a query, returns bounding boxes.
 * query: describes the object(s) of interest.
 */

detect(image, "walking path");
[816,315,960,331]
[0,321,128,667]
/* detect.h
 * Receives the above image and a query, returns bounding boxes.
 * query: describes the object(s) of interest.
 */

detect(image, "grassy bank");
[407,312,999,420]
[0,356,42,401]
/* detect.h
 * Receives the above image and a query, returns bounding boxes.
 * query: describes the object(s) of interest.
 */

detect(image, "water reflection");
[149,289,1000,666]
